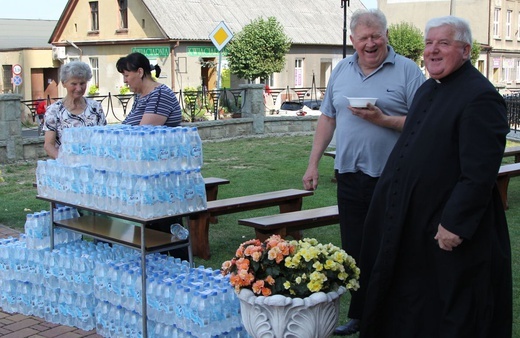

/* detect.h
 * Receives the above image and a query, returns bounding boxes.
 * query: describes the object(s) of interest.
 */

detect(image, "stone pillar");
[239,84,265,134]
[0,94,23,163]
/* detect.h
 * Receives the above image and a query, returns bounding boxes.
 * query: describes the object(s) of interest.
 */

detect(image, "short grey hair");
[425,16,472,47]
[60,61,92,83]
[350,9,387,33]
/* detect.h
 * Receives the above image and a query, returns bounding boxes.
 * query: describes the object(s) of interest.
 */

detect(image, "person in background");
[116,52,182,127]
[116,52,187,260]
[35,97,47,136]
[43,61,106,159]
[302,9,425,336]
[358,16,512,337]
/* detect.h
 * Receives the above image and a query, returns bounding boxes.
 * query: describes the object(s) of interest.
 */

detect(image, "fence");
[20,86,326,124]
[505,94,520,132]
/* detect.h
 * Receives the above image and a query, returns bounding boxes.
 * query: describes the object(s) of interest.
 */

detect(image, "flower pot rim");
[237,286,346,307]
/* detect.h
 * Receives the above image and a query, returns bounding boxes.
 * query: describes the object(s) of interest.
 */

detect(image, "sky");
[0,0,377,20]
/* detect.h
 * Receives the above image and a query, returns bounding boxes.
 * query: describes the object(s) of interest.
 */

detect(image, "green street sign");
[187,46,224,57]
[131,46,170,58]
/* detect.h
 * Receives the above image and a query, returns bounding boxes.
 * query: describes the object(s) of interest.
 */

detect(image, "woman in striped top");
[117,52,182,127]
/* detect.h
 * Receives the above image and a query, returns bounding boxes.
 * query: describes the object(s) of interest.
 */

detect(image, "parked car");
[276,99,322,116]
[276,101,304,115]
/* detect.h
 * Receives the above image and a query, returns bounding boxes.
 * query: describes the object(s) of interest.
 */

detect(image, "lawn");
[0,135,518,337]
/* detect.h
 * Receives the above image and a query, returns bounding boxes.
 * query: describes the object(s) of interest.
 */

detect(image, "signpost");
[12,64,23,92]
[209,21,233,89]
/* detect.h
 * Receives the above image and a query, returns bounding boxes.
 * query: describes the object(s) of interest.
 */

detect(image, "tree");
[388,22,424,63]
[470,40,481,66]
[226,17,291,82]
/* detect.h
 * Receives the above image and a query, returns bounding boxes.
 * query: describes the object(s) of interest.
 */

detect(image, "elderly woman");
[43,61,106,159]
[116,52,182,127]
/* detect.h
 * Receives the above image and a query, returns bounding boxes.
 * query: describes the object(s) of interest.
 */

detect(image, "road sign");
[12,64,22,75]
[209,21,233,52]
[12,75,22,86]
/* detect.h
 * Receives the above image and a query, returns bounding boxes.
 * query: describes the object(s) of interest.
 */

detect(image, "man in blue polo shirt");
[302,8,425,336]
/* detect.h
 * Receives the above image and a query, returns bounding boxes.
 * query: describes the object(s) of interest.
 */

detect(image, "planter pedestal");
[237,287,346,338]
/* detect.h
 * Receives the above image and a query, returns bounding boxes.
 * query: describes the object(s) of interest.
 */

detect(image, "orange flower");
[252,280,265,294]
[236,257,250,271]
[244,244,263,261]
[265,235,283,248]
[265,275,275,285]
[261,286,272,296]
[268,246,285,264]
[221,260,233,273]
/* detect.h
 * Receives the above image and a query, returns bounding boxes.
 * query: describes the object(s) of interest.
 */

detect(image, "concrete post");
[0,94,23,163]
[239,84,265,134]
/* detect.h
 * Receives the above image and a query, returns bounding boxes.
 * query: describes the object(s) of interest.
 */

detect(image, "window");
[2,65,12,93]
[118,0,128,29]
[294,59,303,88]
[493,8,501,38]
[90,57,99,87]
[506,10,512,39]
[90,2,99,31]
[518,13,520,40]
[516,60,520,81]
[502,58,514,83]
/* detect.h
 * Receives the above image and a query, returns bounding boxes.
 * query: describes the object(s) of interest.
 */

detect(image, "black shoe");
[333,319,360,336]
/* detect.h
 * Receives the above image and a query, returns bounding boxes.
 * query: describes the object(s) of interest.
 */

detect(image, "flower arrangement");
[221,235,360,298]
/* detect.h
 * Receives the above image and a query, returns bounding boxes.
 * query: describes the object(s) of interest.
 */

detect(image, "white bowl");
[344,96,377,108]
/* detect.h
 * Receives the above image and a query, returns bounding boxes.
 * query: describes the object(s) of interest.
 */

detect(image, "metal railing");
[20,86,327,124]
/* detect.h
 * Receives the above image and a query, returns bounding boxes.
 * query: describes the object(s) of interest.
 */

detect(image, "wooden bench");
[504,146,520,163]
[188,188,314,260]
[238,205,339,242]
[203,177,230,223]
[323,150,337,182]
[497,162,520,210]
[324,150,336,159]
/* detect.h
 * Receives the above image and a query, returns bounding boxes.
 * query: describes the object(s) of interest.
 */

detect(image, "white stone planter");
[237,286,346,338]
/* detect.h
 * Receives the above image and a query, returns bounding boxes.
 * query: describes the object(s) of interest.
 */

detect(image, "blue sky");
[0,0,377,20]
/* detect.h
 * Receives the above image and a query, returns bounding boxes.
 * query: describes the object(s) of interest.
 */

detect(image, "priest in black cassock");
[358,16,512,338]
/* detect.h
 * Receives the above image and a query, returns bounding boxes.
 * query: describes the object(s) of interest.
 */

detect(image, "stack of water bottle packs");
[0,209,249,337]
[94,254,247,337]
[0,211,138,331]
[36,125,207,218]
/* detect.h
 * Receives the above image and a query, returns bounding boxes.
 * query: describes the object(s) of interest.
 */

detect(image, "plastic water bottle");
[170,224,189,240]
[188,127,203,169]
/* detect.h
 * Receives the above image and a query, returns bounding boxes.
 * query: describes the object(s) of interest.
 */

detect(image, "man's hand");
[302,167,319,191]
[434,224,463,251]
[350,104,405,131]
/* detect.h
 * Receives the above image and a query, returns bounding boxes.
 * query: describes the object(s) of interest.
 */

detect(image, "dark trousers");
[336,171,379,320]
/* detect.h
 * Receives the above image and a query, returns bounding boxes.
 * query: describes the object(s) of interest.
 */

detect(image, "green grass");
[0,135,519,337]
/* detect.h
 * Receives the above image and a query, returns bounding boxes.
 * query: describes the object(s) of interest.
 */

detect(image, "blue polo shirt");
[321,46,425,177]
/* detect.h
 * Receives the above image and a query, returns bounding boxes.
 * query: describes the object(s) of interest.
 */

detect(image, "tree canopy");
[226,17,291,82]
[388,22,424,63]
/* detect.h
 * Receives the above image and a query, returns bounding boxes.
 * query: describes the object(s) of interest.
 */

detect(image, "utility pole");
[341,0,350,58]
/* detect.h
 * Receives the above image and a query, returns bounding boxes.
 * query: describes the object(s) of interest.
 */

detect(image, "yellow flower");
[313,261,323,271]
[307,279,323,293]
[283,281,291,289]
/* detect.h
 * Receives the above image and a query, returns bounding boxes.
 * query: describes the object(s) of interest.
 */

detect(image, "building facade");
[40,0,366,100]
[380,0,520,92]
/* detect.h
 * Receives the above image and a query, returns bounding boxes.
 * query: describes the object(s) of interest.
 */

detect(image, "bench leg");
[205,186,219,224]
[255,228,287,242]
[496,176,510,210]
[188,212,211,260]
[279,199,304,239]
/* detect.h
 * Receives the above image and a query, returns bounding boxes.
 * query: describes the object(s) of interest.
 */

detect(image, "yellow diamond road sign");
[209,21,233,52]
